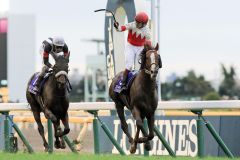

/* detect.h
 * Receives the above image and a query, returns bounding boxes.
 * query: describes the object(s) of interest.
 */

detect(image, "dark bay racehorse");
[26,55,70,151]
[109,43,162,154]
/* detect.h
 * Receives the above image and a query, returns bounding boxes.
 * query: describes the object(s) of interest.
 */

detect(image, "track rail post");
[153,125,176,157]
[88,110,100,154]
[191,110,204,158]
[6,115,34,153]
[47,119,53,153]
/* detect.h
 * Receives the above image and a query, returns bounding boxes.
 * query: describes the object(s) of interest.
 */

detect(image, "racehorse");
[109,43,162,154]
[26,54,70,151]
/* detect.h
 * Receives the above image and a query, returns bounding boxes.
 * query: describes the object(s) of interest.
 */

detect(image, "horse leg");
[51,113,69,149]
[116,104,134,144]
[44,108,57,123]
[132,106,148,144]
[59,136,66,149]
[130,127,140,154]
[53,119,62,149]
[60,112,70,136]
[37,97,57,123]
[32,110,49,151]
[144,115,155,151]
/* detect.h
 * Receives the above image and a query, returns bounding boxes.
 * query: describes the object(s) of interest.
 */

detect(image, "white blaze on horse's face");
[150,52,157,79]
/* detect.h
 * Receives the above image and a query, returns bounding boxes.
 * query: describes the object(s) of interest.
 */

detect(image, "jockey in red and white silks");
[114,11,152,90]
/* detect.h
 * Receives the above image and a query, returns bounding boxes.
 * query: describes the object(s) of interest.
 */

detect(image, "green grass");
[0,152,239,160]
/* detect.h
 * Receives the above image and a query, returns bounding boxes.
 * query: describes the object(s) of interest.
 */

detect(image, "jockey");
[33,36,70,93]
[114,11,152,90]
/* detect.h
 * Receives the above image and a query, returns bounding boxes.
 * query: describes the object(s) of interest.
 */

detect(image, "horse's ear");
[155,43,159,51]
[144,44,150,51]
[65,51,70,60]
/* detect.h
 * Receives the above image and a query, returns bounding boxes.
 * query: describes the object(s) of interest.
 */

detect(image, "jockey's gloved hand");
[114,22,119,29]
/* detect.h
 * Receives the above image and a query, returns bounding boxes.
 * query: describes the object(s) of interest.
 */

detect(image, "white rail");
[0,100,240,111]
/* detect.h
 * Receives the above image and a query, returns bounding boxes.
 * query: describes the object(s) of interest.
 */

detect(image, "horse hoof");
[60,140,66,149]
[60,143,66,149]
[44,147,49,152]
[129,145,136,154]
[144,142,151,151]
[54,141,61,149]
[44,144,50,152]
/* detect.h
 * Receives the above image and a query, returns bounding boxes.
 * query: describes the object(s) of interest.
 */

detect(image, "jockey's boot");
[120,69,130,91]
[33,74,44,94]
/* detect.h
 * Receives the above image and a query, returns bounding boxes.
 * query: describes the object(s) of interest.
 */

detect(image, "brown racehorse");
[26,55,70,151]
[109,43,162,154]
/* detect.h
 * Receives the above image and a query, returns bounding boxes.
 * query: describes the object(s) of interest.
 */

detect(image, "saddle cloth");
[28,72,51,95]
[114,70,138,93]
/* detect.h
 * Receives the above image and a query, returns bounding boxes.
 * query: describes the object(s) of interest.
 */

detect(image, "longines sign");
[98,116,240,157]
[111,118,197,156]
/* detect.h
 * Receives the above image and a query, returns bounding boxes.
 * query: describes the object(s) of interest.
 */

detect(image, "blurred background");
[0,0,240,102]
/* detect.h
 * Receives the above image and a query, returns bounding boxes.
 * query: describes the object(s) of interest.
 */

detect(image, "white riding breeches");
[124,43,144,70]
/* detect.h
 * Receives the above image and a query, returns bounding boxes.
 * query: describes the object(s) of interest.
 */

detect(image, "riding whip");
[94,9,117,23]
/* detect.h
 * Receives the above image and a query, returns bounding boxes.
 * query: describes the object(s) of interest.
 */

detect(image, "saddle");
[114,70,138,93]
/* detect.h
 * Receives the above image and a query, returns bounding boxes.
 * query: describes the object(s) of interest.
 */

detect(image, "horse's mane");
[139,44,154,70]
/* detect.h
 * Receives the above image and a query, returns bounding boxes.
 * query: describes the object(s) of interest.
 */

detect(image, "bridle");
[144,50,160,77]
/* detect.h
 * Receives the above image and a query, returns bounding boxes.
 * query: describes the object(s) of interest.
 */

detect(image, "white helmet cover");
[53,36,65,47]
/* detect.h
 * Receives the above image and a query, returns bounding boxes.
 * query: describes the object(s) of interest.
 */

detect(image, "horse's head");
[140,43,162,80]
[52,54,69,89]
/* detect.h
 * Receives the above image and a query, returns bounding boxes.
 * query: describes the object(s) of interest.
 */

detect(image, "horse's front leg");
[116,104,134,144]
[61,112,70,136]
[44,108,57,123]
[52,119,66,149]
[53,119,64,149]
[132,106,148,144]
[144,114,155,151]
[38,97,57,123]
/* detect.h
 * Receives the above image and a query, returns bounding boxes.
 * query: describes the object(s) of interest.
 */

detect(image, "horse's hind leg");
[116,104,134,144]
[32,110,49,151]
